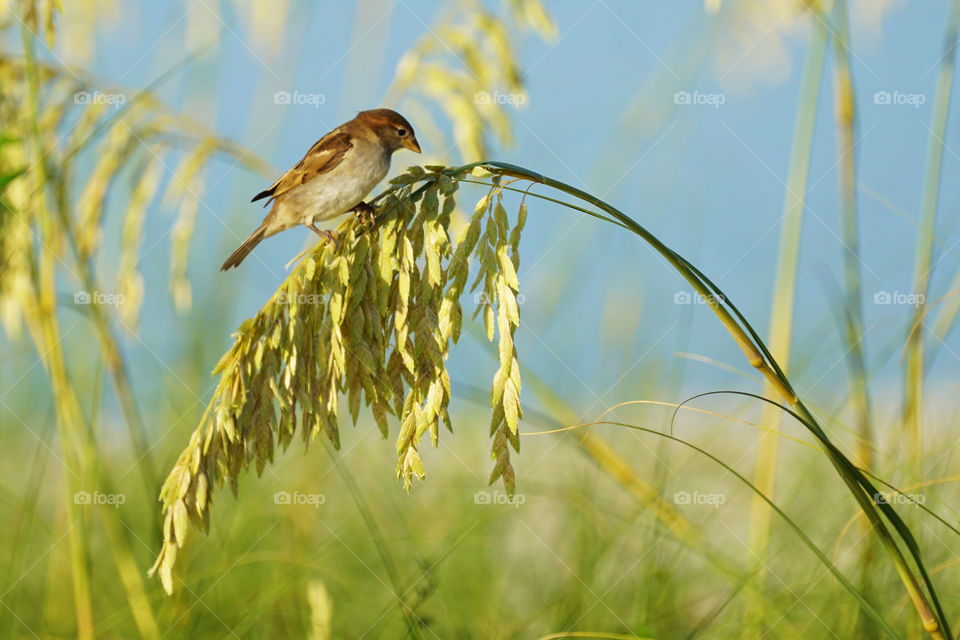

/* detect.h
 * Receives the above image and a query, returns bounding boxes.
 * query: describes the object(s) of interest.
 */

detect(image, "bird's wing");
[251,130,353,204]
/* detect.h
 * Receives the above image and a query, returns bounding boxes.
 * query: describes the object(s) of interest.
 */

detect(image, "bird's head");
[356,108,421,154]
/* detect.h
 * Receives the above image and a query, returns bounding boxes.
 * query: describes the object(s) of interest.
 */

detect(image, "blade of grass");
[47,169,160,502]
[436,160,953,638]
[0,407,55,639]
[96,498,160,639]
[18,10,95,637]
[904,0,960,464]
[482,371,810,638]
[829,0,872,470]
[827,3,879,635]
[325,445,427,640]
[745,12,829,632]
[540,418,900,639]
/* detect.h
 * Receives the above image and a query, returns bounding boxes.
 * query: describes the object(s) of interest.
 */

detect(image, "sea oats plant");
[1,3,556,634]
[150,165,527,593]
[387,0,555,161]
[5,3,958,637]
[151,161,952,640]
[1,15,279,634]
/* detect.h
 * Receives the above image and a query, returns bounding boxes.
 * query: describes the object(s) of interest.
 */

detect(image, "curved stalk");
[437,160,952,639]
[162,158,951,637]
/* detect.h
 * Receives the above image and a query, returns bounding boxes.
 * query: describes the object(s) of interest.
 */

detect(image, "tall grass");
[148,160,954,638]
[1,2,551,637]
[828,2,878,635]
[466,161,954,638]
[3,3,960,639]
[745,12,828,634]
[904,0,960,466]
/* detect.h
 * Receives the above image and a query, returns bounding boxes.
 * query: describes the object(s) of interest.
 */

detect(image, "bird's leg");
[307,223,339,250]
[351,201,377,227]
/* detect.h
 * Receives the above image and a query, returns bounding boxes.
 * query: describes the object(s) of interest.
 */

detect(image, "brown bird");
[221,108,421,270]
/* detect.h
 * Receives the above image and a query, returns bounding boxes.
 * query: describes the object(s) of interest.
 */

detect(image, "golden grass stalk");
[17,13,94,637]
[904,0,960,464]
[829,0,872,471]
[828,2,879,634]
[745,12,828,631]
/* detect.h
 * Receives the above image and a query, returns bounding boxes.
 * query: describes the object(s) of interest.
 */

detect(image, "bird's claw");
[308,224,339,250]
[352,201,377,228]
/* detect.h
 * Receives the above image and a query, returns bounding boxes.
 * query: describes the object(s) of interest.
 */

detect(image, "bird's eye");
[397,128,407,137]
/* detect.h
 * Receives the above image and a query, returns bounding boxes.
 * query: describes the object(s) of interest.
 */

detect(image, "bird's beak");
[404,136,421,153]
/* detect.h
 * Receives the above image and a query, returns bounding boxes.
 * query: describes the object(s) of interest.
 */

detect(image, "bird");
[220,108,421,270]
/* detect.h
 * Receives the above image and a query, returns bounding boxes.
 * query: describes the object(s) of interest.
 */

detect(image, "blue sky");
[22,1,960,420]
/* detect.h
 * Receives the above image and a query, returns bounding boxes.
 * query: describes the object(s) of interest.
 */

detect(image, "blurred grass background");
[2,0,960,638]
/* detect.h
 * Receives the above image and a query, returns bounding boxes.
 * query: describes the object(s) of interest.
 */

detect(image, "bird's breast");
[288,144,390,222]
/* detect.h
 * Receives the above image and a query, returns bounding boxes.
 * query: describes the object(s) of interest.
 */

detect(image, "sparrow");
[220,108,421,270]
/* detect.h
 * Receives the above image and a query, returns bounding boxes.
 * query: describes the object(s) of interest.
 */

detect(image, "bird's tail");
[221,224,267,270]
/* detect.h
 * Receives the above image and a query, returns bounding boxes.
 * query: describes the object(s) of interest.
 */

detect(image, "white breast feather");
[271,140,390,231]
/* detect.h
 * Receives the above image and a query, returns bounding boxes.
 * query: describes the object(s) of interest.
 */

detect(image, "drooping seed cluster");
[150,166,526,593]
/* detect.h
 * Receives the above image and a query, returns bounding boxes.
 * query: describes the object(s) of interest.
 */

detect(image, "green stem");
[50,169,159,501]
[829,2,877,634]
[830,0,872,472]
[746,17,828,631]
[19,9,94,638]
[905,0,960,464]
[327,448,426,640]
[436,160,951,639]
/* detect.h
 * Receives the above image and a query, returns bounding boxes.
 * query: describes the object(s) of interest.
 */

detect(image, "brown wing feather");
[251,130,353,204]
